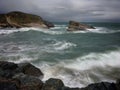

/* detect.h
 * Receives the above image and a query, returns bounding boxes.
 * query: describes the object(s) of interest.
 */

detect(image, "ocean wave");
[39,49,120,87]
[0,26,120,35]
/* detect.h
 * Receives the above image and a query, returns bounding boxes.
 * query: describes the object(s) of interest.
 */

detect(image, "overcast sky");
[0,0,120,22]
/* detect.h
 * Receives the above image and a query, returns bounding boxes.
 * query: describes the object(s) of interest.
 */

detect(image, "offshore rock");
[0,11,54,28]
[67,21,95,31]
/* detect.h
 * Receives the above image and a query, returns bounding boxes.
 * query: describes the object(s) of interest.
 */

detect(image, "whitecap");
[38,49,120,88]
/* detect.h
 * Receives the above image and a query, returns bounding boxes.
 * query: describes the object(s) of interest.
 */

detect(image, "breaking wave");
[39,49,120,87]
[0,26,120,35]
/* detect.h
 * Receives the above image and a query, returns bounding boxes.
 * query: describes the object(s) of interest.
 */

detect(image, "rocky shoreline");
[0,61,119,90]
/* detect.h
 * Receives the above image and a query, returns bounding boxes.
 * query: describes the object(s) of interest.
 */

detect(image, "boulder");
[42,78,64,90]
[0,78,19,90]
[0,61,18,70]
[67,21,95,31]
[0,11,54,28]
[82,82,116,90]
[17,63,43,78]
[13,73,43,90]
[0,61,18,78]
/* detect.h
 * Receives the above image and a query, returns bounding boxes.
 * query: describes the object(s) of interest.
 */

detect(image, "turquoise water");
[0,23,120,87]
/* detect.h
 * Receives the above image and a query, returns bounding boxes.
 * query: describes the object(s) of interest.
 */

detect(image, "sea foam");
[39,49,120,87]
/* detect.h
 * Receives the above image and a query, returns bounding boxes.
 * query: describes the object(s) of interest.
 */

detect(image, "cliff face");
[0,11,54,28]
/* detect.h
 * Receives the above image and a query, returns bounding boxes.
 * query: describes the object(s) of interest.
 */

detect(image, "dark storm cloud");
[0,0,120,22]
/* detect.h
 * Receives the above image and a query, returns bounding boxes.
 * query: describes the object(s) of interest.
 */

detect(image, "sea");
[0,22,120,87]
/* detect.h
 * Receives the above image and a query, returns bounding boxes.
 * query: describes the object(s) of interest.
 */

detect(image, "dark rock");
[82,82,116,90]
[0,61,18,78]
[116,79,120,90]
[0,11,54,29]
[67,21,95,31]
[42,78,64,90]
[13,73,43,90]
[0,78,19,90]
[17,63,43,78]
[0,61,18,70]
[63,87,80,90]
[44,20,54,28]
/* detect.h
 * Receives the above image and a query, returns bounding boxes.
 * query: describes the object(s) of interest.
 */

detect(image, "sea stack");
[67,21,95,31]
[0,11,54,28]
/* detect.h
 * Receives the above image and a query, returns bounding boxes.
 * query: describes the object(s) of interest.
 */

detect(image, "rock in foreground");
[0,11,54,28]
[0,61,120,90]
[67,21,95,31]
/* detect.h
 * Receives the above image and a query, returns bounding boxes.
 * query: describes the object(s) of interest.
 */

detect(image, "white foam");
[0,26,120,35]
[87,27,120,34]
[39,49,120,88]
[53,41,77,50]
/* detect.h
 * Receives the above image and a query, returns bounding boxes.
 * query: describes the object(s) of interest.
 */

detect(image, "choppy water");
[0,22,120,87]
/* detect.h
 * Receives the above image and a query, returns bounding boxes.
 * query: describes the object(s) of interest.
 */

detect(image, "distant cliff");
[0,11,54,28]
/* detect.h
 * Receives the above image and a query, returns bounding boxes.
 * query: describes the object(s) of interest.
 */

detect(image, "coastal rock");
[0,61,18,78]
[0,61,119,90]
[67,21,95,31]
[17,63,43,78]
[0,78,19,90]
[0,61,18,70]
[0,11,54,28]
[13,73,43,90]
[42,78,64,90]
[82,82,116,90]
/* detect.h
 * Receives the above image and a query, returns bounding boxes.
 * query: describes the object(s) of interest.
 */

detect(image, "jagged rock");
[0,11,54,28]
[67,21,95,31]
[42,78,64,90]
[13,73,43,90]
[17,63,43,78]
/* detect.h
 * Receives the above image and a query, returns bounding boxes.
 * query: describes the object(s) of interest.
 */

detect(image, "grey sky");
[0,0,120,22]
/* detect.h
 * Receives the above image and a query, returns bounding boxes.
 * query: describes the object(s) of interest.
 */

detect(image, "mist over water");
[0,22,120,87]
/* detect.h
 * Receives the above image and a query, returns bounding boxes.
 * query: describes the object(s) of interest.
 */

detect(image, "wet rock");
[13,73,43,90]
[0,61,18,70]
[0,61,18,78]
[17,63,43,78]
[42,78,64,90]
[0,78,19,90]
[82,82,116,90]
[67,21,95,31]
[63,87,80,90]
[44,20,54,28]
[116,79,120,90]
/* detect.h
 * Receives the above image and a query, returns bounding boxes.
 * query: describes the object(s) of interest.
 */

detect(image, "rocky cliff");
[0,11,54,28]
